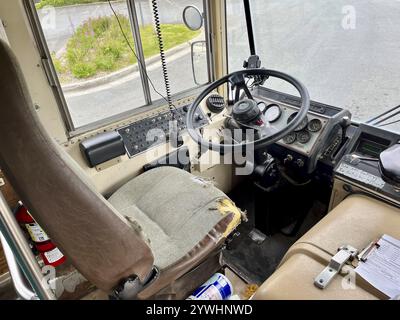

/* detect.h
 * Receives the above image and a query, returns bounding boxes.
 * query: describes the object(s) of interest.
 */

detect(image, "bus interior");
[0,0,400,301]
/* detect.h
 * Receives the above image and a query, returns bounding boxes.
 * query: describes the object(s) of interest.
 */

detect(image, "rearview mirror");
[183,5,203,31]
[191,41,208,85]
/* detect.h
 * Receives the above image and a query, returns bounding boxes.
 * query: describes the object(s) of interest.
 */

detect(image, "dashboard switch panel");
[118,105,208,157]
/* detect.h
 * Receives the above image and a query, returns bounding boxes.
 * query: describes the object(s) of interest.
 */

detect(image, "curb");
[37,0,125,11]
[61,36,202,93]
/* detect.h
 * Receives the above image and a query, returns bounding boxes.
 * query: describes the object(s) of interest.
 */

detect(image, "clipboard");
[357,240,381,263]
[355,234,400,299]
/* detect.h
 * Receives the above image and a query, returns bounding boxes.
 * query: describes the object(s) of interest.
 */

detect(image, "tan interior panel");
[254,195,400,300]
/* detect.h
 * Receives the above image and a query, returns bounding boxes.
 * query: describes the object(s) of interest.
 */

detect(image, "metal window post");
[23,0,76,134]
[127,0,152,105]
[204,0,215,83]
[208,0,228,95]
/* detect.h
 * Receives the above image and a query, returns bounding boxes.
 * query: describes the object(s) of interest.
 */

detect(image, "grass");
[54,15,200,80]
[36,0,108,9]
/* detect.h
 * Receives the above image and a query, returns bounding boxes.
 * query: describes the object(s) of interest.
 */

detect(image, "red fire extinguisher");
[15,203,66,267]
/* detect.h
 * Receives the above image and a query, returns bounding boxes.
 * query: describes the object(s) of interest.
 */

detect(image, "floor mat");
[223,180,327,285]
[223,227,295,284]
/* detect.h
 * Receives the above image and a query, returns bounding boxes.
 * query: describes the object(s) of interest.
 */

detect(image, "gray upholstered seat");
[109,167,233,270]
[0,38,242,299]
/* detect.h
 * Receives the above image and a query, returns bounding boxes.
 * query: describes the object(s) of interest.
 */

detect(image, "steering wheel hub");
[232,99,261,124]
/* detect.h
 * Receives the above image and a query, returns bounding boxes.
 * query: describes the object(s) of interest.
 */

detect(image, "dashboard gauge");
[287,112,309,132]
[264,104,282,123]
[297,130,311,144]
[283,132,297,144]
[308,119,323,132]
[257,101,268,113]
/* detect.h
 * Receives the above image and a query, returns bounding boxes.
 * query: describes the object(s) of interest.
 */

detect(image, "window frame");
[225,0,249,75]
[23,0,213,137]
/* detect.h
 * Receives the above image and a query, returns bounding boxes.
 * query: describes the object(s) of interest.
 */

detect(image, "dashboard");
[78,87,351,177]
[333,123,400,207]
[256,99,328,157]
[252,87,352,173]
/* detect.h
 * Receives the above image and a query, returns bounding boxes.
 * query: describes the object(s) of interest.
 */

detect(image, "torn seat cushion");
[253,195,400,300]
[108,166,241,298]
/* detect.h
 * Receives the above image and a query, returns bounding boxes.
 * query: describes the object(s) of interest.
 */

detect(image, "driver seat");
[0,39,242,299]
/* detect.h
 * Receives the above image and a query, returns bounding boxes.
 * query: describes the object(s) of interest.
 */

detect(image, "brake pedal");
[248,229,267,244]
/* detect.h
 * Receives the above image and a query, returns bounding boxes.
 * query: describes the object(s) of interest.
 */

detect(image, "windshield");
[227,0,400,132]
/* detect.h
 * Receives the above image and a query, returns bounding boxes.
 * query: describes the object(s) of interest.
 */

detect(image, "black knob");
[195,114,204,122]
[206,94,225,114]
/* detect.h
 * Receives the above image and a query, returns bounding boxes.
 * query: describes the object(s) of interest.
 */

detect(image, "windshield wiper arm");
[367,104,400,126]
[377,118,400,128]
[375,109,400,127]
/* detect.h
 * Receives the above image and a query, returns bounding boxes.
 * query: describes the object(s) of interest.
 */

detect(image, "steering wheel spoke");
[229,73,254,101]
[236,119,280,142]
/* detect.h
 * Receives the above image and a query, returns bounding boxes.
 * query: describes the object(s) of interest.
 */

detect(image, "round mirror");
[183,6,203,31]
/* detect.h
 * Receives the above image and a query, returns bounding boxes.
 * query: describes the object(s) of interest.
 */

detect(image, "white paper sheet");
[355,234,400,299]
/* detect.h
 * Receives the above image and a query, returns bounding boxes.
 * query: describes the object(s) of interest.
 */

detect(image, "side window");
[132,0,208,101]
[30,0,209,131]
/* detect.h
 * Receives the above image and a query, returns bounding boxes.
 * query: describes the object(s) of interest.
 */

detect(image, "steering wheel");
[186,69,310,153]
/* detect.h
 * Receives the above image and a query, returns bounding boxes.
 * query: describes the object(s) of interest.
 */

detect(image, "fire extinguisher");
[15,203,66,267]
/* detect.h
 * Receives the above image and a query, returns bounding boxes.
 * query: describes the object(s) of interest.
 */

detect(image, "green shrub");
[56,15,200,80]
[51,53,66,74]
[71,62,97,78]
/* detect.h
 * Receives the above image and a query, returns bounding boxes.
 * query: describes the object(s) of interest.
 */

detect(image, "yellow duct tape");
[217,198,243,238]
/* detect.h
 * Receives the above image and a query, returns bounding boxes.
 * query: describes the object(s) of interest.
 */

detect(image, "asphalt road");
[227,0,400,131]
[65,49,199,127]
[38,0,202,53]
[40,0,400,131]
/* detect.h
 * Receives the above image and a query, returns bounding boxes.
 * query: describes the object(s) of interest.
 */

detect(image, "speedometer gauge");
[287,112,309,132]
[283,132,297,144]
[297,130,311,144]
[264,104,282,123]
[308,119,323,132]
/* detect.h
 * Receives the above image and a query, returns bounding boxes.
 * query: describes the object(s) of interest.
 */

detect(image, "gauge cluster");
[256,99,328,157]
[252,87,351,173]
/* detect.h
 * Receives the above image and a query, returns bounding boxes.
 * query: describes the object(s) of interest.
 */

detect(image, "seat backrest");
[0,40,154,293]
